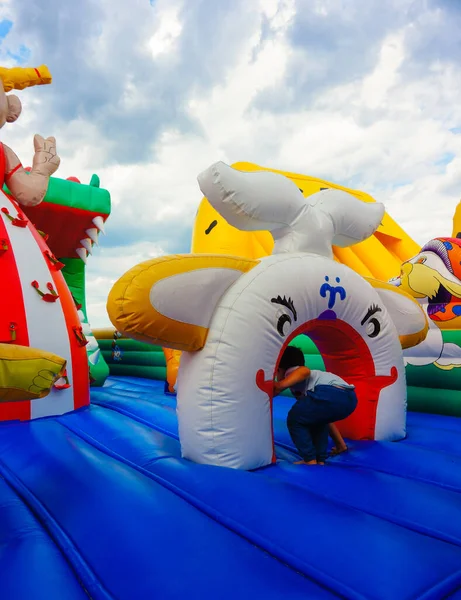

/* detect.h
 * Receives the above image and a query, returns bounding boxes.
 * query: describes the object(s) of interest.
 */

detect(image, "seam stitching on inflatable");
[92,385,461,597]
[58,419,359,600]
[331,460,461,495]
[91,398,178,441]
[0,454,115,600]
[264,469,461,550]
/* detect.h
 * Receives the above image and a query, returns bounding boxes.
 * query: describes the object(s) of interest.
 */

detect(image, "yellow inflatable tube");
[0,65,52,92]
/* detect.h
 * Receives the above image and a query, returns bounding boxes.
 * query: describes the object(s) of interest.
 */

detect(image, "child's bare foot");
[294,460,317,465]
[330,445,348,457]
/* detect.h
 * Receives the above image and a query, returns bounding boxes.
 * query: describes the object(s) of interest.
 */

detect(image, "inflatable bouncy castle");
[0,66,110,418]
[108,162,428,468]
[0,65,90,419]
[2,69,461,599]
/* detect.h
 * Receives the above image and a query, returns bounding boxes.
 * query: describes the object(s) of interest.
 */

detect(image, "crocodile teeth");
[88,348,100,365]
[86,335,99,352]
[92,216,105,234]
[81,321,92,336]
[85,228,99,245]
[75,247,87,264]
[80,238,93,254]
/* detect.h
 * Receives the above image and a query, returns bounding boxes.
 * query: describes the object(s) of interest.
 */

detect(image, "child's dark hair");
[279,345,305,369]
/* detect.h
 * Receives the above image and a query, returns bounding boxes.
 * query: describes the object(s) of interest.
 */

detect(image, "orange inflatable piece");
[162,348,181,393]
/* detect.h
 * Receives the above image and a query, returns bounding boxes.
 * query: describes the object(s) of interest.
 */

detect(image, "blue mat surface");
[0,376,460,599]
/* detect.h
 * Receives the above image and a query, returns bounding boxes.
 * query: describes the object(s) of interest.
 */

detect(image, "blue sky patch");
[0,19,12,40]
[7,45,31,65]
[435,152,455,167]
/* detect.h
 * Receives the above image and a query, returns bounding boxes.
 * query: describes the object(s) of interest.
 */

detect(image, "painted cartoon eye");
[271,295,297,336]
[366,318,381,338]
[276,311,292,337]
[361,303,382,338]
[416,256,426,264]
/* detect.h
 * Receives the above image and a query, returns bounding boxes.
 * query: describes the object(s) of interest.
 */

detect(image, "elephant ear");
[107,254,259,352]
[6,94,21,123]
[197,161,306,232]
[365,278,429,349]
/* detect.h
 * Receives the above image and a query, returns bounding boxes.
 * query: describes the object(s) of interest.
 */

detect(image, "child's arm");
[275,366,311,393]
[329,423,348,454]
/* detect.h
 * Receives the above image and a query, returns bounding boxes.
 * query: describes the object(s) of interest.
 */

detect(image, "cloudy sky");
[1,0,460,327]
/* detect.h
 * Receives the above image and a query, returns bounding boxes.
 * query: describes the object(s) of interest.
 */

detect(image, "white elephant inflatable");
[108,162,428,470]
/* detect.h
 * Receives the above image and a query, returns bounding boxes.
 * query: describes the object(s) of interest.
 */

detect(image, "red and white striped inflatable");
[0,188,89,422]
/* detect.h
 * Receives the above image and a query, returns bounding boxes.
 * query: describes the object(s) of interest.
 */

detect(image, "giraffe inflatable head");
[108,162,428,469]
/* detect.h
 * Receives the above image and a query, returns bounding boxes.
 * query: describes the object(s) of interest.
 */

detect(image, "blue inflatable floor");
[1,377,461,600]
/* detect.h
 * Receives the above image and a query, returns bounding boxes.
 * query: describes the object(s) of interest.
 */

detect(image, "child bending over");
[274,346,357,465]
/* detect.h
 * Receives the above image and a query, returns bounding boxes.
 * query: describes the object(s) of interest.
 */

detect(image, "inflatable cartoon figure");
[0,65,90,420]
[390,237,461,370]
[108,162,428,470]
[0,66,58,207]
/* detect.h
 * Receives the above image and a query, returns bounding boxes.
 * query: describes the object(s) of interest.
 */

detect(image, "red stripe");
[25,215,90,411]
[34,68,41,79]
[5,163,21,180]
[0,197,31,421]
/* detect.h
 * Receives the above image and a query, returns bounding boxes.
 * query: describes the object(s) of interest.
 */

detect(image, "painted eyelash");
[271,295,297,321]
[360,302,382,326]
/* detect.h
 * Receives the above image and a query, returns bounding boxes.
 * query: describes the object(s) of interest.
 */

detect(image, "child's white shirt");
[284,367,355,396]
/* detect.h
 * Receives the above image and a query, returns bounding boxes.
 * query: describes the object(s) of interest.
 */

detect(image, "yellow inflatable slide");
[192,161,421,280]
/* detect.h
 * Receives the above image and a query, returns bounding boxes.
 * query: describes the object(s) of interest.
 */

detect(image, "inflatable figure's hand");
[0,343,66,402]
[29,369,61,396]
[32,134,60,177]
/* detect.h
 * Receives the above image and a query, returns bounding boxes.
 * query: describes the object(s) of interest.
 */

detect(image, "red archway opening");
[304,319,382,440]
[256,312,398,461]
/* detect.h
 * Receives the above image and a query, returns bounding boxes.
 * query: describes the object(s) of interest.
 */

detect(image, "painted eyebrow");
[361,304,382,326]
[271,295,297,321]
[205,220,218,235]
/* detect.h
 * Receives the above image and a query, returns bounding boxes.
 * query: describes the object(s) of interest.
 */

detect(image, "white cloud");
[146,0,183,59]
[361,33,405,109]
[1,0,460,327]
